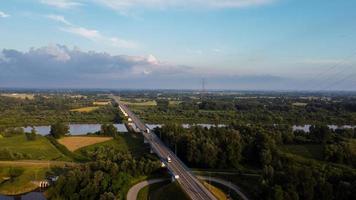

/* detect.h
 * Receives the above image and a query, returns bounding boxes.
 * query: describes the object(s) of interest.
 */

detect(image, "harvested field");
[58,136,113,152]
[70,106,100,112]
[0,93,35,100]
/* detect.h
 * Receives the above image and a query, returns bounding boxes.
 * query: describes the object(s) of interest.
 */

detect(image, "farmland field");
[121,100,157,106]
[70,106,100,112]
[0,134,67,161]
[75,133,148,157]
[0,93,35,100]
[57,136,113,152]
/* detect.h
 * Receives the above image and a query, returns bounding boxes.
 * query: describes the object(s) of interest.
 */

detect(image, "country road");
[0,160,78,167]
[126,178,168,200]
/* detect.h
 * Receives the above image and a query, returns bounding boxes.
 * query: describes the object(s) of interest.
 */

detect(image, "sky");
[1,0,356,90]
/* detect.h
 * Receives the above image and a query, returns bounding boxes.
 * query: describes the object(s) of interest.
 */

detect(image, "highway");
[112,96,217,200]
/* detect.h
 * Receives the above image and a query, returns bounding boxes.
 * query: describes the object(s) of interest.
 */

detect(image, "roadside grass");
[203,181,228,200]
[0,166,46,195]
[195,172,261,200]
[0,134,68,161]
[70,106,100,113]
[279,144,324,160]
[150,182,190,200]
[137,180,170,200]
[58,136,113,152]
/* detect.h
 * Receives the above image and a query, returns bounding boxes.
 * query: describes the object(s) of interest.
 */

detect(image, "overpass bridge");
[112,96,217,200]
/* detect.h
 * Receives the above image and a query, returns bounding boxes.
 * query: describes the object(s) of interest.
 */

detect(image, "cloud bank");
[0,45,308,90]
[0,45,195,88]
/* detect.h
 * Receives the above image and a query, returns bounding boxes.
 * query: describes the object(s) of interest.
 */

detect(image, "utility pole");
[201,78,206,101]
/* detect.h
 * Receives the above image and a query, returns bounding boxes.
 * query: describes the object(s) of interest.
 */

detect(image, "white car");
[167,156,172,163]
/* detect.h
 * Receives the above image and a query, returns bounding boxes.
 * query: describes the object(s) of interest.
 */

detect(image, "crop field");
[0,93,35,100]
[70,106,100,112]
[57,136,113,152]
[0,134,67,161]
[75,133,148,157]
[121,100,157,106]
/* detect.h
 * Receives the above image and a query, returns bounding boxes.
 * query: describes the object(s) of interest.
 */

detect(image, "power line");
[300,51,356,91]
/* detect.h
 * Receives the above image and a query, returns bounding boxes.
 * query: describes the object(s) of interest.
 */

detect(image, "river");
[0,192,45,200]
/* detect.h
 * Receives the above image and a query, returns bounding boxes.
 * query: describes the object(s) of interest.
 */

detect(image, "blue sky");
[1,0,356,90]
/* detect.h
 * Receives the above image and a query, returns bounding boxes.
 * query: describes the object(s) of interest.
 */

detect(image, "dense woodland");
[1,91,356,199]
[47,147,160,200]
[154,123,356,200]
[0,95,120,127]
[128,93,356,125]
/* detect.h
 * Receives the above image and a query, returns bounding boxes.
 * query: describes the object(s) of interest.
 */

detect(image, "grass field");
[280,144,324,160]
[0,134,67,161]
[203,182,228,200]
[0,165,47,195]
[57,136,113,152]
[70,106,100,112]
[121,100,157,106]
[0,93,35,100]
[150,182,190,200]
[75,133,149,157]
[137,180,170,200]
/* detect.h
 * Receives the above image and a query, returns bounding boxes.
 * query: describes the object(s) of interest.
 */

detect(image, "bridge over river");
[111,96,217,200]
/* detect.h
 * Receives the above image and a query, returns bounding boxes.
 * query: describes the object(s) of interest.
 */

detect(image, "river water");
[22,123,355,136]
[0,192,45,200]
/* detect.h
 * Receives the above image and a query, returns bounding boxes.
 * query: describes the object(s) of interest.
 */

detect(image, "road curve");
[126,178,168,200]
[197,176,249,200]
[127,176,249,200]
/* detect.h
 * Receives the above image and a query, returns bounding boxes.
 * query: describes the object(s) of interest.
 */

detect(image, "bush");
[9,167,24,179]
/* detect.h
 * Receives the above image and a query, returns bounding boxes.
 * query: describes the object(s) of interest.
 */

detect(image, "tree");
[100,124,118,137]
[309,125,332,144]
[50,122,69,138]
[25,127,37,141]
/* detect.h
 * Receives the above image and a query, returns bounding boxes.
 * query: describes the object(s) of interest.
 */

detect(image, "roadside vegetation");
[154,123,356,200]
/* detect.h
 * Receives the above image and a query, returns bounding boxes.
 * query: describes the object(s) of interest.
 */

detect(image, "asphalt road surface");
[112,96,217,200]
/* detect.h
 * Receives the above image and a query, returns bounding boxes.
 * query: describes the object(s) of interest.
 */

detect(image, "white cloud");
[47,15,138,49]
[61,26,138,49]
[47,15,72,25]
[40,0,82,9]
[0,11,10,18]
[95,0,275,12]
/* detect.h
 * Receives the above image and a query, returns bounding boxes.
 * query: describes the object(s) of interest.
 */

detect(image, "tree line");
[154,123,356,200]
